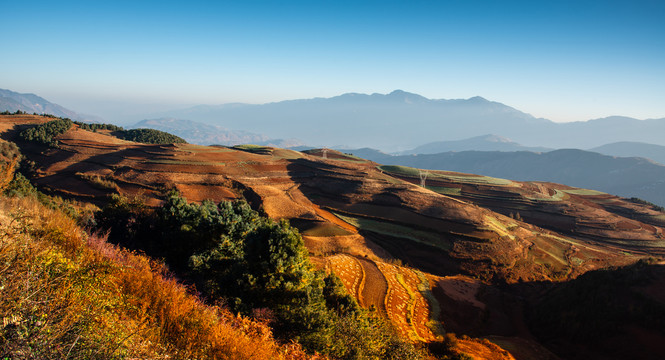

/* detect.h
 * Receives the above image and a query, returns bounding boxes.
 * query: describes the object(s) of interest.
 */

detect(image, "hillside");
[591,141,665,166]
[345,148,665,207]
[400,135,552,155]
[0,88,101,122]
[3,114,665,359]
[0,167,311,358]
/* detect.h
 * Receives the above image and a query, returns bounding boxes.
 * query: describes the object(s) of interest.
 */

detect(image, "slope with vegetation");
[0,146,312,359]
[3,113,665,359]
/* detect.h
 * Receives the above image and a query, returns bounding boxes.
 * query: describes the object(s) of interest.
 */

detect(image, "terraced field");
[327,254,440,341]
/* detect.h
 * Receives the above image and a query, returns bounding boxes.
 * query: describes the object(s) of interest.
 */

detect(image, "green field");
[302,223,354,237]
[379,165,514,186]
[333,212,451,251]
[561,188,607,196]
[425,186,462,195]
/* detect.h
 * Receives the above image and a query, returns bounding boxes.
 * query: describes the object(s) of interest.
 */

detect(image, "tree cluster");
[19,118,72,147]
[116,128,187,144]
[96,192,420,359]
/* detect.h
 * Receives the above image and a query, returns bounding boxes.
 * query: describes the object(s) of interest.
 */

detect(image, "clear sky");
[1,0,664,122]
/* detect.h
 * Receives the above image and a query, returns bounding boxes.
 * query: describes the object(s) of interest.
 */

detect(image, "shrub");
[19,118,72,147]
[0,195,304,359]
[96,192,422,359]
[115,128,186,144]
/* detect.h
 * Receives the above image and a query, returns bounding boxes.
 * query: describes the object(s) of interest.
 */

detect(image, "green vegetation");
[116,128,187,144]
[379,165,513,186]
[426,186,462,196]
[0,151,302,359]
[15,114,184,146]
[19,118,72,147]
[233,144,273,155]
[73,120,124,132]
[628,197,665,212]
[560,188,607,196]
[334,212,452,251]
[96,192,422,359]
[75,172,120,192]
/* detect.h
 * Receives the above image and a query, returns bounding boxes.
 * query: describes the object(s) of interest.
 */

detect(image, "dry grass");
[0,195,314,359]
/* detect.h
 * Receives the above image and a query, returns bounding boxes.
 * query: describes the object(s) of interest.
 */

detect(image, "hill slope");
[401,134,552,155]
[345,148,665,207]
[4,114,665,359]
[591,141,665,166]
[0,88,100,122]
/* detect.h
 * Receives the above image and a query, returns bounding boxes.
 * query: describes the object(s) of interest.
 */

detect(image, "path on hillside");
[357,258,387,313]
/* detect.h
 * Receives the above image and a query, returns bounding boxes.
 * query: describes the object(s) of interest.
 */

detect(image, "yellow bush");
[0,195,313,359]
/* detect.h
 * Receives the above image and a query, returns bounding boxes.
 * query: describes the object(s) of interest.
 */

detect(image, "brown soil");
[357,258,387,312]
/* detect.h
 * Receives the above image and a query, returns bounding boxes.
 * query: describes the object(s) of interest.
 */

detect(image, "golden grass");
[0,195,314,359]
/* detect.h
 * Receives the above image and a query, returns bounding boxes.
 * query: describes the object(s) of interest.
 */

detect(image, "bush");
[19,118,72,147]
[96,192,422,359]
[628,197,665,212]
[116,128,186,144]
[0,195,300,359]
[73,121,124,132]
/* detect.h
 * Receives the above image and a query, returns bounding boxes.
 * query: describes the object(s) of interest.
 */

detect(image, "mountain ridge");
[0,88,102,122]
[148,90,664,151]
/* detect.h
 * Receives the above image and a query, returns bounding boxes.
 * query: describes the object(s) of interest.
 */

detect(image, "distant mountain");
[0,88,102,122]
[153,90,665,152]
[400,134,552,155]
[132,118,304,148]
[590,141,665,166]
[345,148,665,206]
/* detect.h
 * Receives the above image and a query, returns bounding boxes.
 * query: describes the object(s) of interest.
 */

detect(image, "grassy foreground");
[0,195,312,359]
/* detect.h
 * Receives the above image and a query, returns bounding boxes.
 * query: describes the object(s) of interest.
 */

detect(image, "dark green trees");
[96,192,421,359]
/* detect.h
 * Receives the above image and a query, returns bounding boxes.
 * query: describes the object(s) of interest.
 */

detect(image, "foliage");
[0,195,307,359]
[628,197,665,212]
[73,121,124,132]
[116,128,186,144]
[97,192,422,359]
[19,118,73,147]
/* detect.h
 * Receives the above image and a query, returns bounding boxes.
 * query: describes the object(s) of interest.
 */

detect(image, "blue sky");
[1,0,664,122]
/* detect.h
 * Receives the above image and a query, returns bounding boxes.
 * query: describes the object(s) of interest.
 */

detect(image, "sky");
[1,0,664,123]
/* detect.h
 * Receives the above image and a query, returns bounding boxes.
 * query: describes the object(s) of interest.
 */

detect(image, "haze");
[2,0,664,123]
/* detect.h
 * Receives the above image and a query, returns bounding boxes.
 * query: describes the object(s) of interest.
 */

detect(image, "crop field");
[379,165,514,186]
[524,188,567,202]
[425,186,462,195]
[144,159,227,166]
[375,261,437,341]
[176,144,234,153]
[327,254,438,341]
[327,254,364,301]
[332,212,452,251]
[482,216,517,240]
[561,188,607,196]
[301,222,354,237]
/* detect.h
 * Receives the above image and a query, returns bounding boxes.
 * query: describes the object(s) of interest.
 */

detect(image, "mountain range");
[149,90,665,152]
[0,88,102,122]
[132,118,304,148]
[398,134,553,154]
